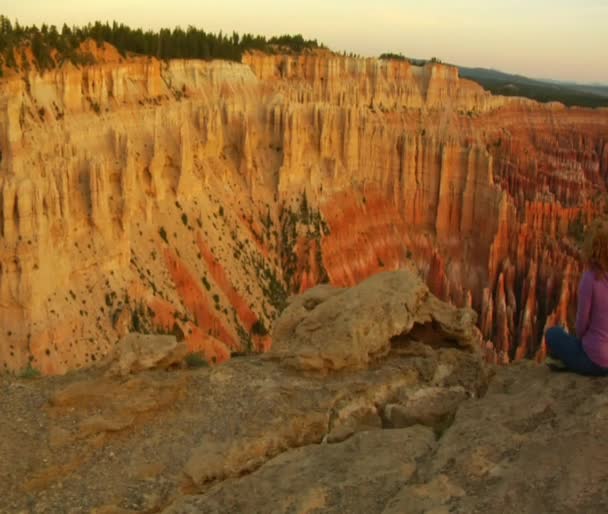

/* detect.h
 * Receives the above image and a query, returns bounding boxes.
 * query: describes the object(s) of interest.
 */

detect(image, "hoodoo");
[0,46,607,374]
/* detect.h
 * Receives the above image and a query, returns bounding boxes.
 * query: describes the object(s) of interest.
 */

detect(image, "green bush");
[159,226,168,243]
[251,319,268,336]
[185,352,207,368]
[19,363,41,379]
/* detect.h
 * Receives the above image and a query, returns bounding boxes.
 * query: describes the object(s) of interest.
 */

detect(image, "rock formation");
[271,269,478,371]
[1,270,607,513]
[104,332,189,376]
[0,48,607,373]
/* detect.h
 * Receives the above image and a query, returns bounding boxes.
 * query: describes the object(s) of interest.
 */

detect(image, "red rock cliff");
[0,50,606,373]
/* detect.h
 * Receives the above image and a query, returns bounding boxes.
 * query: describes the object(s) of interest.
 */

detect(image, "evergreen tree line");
[0,15,324,75]
[379,53,441,66]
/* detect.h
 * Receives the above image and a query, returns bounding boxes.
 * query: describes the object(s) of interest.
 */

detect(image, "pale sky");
[4,0,608,83]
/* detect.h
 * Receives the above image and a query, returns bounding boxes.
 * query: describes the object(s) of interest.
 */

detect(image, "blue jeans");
[546,326,608,376]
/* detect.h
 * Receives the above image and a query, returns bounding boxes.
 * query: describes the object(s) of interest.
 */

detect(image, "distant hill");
[457,66,608,108]
[542,79,608,98]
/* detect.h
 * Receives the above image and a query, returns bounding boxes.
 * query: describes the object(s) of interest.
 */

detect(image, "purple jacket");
[577,270,608,367]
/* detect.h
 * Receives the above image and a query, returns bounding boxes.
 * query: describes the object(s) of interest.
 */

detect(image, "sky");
[3,0,608,84]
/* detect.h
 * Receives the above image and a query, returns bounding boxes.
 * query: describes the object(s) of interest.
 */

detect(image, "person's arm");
[576,272,593,338]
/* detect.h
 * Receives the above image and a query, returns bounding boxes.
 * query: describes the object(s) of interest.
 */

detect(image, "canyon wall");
[0,49,607,373]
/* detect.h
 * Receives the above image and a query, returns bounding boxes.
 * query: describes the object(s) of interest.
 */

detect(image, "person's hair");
[583,217,608,279]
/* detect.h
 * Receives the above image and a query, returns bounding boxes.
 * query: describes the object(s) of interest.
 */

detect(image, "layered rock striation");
[1,49,607,373]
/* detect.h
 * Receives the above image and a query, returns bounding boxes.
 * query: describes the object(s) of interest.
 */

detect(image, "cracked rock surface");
[2,271,607,513]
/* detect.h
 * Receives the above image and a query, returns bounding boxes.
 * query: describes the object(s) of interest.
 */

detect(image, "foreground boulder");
[105,333,189,376]
[271,269,480,371]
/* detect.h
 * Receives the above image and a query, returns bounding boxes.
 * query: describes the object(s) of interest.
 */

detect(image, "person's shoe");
[545,356,567,372]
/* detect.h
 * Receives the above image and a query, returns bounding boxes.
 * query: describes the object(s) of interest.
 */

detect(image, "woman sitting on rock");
[546,218,608,376]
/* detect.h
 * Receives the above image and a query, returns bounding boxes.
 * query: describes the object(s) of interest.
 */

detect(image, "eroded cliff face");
[0,50,607,373]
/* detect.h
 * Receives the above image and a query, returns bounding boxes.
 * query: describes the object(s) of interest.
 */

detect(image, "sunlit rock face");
[0,47,606,374]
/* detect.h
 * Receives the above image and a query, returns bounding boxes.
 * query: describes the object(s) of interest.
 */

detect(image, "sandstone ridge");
[1,50,607,373]
[1,271,607,513]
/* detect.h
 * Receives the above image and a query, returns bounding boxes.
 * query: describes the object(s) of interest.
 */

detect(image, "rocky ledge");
[1,269,607,513]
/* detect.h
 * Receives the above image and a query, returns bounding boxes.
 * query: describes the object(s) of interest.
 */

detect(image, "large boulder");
[106,333,189,376]
[271,269,480,371]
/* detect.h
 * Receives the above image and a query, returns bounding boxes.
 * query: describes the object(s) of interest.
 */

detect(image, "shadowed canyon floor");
[1,271,607,513]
